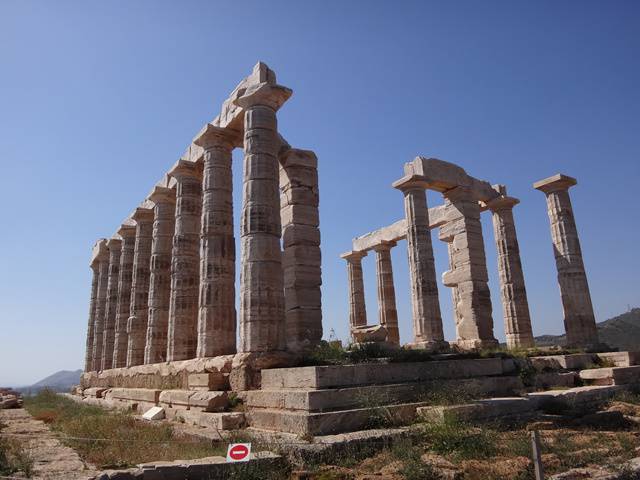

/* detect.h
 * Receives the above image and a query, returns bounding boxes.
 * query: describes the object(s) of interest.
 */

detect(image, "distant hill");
[16,369,82,395]
[535,308,640,350]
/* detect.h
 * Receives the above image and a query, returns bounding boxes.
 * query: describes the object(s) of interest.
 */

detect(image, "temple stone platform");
[73,351,640,437]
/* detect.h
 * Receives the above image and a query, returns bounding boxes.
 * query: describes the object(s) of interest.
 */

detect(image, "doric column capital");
[148,186,176,205]
[131,207,154,223]
[90,239,109,268]
[193,124,241,150]
[485,196,520,212]
[168,159,203,182]
[233,82,292,111]
[340,250,367,263]
[117,224,137,239]
[105,238,122,251]
[392,174,430,193]
[533,173,577,194]
[373,240,397,253]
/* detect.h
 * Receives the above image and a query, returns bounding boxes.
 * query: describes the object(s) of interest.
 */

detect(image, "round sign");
[228,444,249,461]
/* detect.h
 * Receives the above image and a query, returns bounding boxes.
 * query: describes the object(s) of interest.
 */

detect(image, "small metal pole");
[531,430,545,480]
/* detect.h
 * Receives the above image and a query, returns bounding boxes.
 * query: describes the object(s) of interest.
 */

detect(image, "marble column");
[373,241,400,345]
[487,193,534,349]
[280,148,323,352]
[234,82,292,353]
[440,186,497,349]
[91,242,110,371]
[393,180,445,349]
[126,207,154,367]
[101,238,122,370]
[167,161,203,362]
[144,187,176,364]
[534,174,598,348]
[341,251,368,333]
[193,125,239,357]
[85,239,106,372]
[112,225,136,368]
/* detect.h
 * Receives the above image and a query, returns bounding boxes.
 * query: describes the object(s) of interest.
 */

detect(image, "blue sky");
[1,1,638,385]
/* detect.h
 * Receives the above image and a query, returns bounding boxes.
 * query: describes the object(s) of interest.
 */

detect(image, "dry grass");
[24,390,225,469]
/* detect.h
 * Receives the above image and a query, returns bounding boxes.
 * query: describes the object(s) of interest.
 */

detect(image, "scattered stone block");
[142,406,165,421]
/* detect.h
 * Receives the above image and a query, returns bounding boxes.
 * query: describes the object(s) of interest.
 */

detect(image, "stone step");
[247,402,428,436]
[596,352,640,368]
[247,376,523,412]
[527,385,625,406]
[174,410,245,430]
[261,357,514,390]
[529,353,595,371]
[418,397,537,424]
[579,366,640,386]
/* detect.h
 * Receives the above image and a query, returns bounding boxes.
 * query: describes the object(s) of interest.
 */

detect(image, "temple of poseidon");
[76,62,628,438]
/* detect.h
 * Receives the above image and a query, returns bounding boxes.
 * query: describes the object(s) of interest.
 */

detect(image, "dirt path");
[0,408,99,479]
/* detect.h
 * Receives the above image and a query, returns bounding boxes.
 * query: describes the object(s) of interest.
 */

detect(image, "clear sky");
[1,1,638,386]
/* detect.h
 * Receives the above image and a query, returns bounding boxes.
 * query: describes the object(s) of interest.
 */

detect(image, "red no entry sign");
[226,443,251,463]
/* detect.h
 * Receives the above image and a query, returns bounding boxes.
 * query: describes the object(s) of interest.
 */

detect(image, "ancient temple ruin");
[342,159,601,351]
[80,64,609,438]
[84,62,322,382]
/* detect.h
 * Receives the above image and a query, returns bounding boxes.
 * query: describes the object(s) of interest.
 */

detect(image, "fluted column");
[91,242,109,371]
[101,238,122,370]
[193,125,239,357]
[341,251,368,332]
[487,193,534,349]
[126,207,154,367]
[112,225,136,368]
[85,239,106,372]
[393,180,445,349]
[534,174,598,348]
[234,82,292,353]
[144,187,176,364]
[440,186,497,349]
[167,161,203,361]
[373,241,400,345]
[280,148,323,352]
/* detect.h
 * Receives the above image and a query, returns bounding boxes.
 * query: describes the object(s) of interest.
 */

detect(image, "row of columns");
[343,173,597,350]
[85,82,322,372]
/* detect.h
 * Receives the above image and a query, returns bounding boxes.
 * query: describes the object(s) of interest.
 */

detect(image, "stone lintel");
[131,207,154,223]
[533,173,577,194]
[340,250,368,262]
[168,159,203,180]
[90,239,109,267]
[147,186,176,205]
[192,123,241,150]
[352,219,407,253]
[233,82,292,111]
[116,224,137,238]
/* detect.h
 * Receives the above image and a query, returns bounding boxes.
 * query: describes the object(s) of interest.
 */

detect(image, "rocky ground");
[0,408,99,479]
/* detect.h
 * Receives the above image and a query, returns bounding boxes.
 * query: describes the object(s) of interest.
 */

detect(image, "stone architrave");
[280,148,322,352]
[373,241,399,345]
[167,161,203,361]
[393,179,445,349]
[534,174,598,348]
[112,225,136,368]
[144,187,176,364]
[234,82,292,353]
[193,125,239,358]
[91,242,110,371]
[85,239,107,372]
[486,192,534,349]
[340,251,368,332]
[440,186,498,349]
[126,208,154,367]
[101,238,122,370]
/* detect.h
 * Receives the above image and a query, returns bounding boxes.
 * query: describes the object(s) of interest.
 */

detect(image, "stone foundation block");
[529,354,594,371]
[175,410,245,430]
[596,352,640,367]
[105,388,161,405]
[579,366,640,386]
[187,372,228,391]
[83,387,108,398]
[189,391,228,412]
